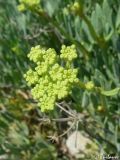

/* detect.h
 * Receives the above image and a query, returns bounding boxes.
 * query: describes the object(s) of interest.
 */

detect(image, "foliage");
[0,0,120,159]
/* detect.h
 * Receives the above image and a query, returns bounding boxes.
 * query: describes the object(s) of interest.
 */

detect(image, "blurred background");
[0,0,120,159]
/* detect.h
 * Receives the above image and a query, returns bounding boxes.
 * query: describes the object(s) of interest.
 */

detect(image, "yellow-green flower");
[24,45,78,112]
[19,0,40,7]
[85,81,94,90]
[18,0,41,12]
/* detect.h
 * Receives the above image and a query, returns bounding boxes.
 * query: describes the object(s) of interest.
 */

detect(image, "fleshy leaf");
[101,88,120,96]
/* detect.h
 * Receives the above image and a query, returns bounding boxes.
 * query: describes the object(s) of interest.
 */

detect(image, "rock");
[66,131,91,156]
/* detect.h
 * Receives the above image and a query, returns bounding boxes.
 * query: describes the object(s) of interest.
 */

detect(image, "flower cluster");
[24,45,78,112]
[18,0,40,12]
[20,0,40,6]
[85,81,94,90]
[70,2,80,12]
[60,45,77,61]
[67,2,83,16]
